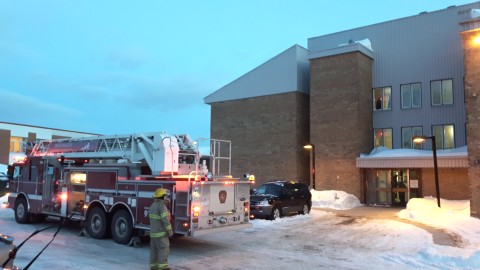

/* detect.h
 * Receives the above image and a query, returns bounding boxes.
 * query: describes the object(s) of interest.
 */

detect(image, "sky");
[0,0,477,140]
[1,190,480,269]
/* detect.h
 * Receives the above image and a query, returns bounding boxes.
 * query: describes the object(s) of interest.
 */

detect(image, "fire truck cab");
[6,132,253,245]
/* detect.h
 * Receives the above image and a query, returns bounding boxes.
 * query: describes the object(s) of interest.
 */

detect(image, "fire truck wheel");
[111,209,133,245]
[86,207,108,239]
[14,197,30,224]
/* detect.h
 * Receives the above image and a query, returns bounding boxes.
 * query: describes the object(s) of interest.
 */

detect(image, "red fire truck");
[6,132,253,245]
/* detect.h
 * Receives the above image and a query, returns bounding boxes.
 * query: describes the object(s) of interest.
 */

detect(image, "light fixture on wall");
[413,135,440,208]
[473,35,480,45]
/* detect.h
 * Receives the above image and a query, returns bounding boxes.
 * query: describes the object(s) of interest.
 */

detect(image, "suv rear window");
[254,184,282,196]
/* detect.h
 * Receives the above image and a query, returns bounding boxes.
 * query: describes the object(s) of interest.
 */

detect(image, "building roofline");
[308,2,480,43]
[204,44,309,104]
[309,42,374,60]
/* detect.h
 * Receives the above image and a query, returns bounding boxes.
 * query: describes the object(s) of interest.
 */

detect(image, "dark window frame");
[431,124,455,150]
[430,79,453,106]
[373,86,392,111]
[401,126,423,149]
[374,128,393,149]
[400,82,422,109]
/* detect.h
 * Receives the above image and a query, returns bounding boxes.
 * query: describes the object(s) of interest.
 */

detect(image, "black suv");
[0,172,8,196]
[250,180,311,220]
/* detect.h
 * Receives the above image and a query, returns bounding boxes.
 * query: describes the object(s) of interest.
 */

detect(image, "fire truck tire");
[86,207,108,239]
[14,197,30,224]
[111,209,133,245]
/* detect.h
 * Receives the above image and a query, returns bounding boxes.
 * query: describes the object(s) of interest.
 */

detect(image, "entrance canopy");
[356,146,468,168]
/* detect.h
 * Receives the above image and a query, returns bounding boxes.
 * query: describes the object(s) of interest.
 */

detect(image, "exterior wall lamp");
[473,35,480,45]
[412,135,440,208]
[303,144,316,190]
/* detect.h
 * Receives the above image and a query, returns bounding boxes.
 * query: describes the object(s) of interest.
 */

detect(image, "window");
[374,128,392,149]
[431,79,453,105]
[70,172,87,185]
[9,137,25,153]
[70,172,87,191]
[373,87,392,111]
[432,125,454,149]
[401,83,421,109]
[401,127,423,149]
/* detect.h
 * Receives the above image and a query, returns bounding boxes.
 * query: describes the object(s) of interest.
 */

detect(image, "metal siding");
[205,45,309,103]
[296,46,311,95]
[309,3,480,149]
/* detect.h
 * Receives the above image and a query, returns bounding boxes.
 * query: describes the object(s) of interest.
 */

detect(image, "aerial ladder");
[30,132,203,176]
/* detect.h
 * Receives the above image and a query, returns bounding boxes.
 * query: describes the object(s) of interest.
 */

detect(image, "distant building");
[205,2,480,216]
[0,122,100,166]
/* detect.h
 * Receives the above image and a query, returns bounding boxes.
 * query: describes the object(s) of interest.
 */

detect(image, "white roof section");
[204,44,310,104]
[309,38,374,60]
[356,146,468,168]
[0,121,100,140]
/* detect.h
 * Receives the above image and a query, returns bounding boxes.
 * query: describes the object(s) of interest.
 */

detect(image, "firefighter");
[149,188,174,270]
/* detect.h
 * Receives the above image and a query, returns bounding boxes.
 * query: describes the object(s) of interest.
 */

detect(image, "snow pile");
[360,146,467,158]
[399,196,480,250]
[0,193,7,204]
[310,189,362,210]
[338,38,373,51]
[399,197,470,220]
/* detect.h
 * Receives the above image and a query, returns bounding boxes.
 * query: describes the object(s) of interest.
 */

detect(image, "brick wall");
[421,168,469,200]
[462,29,480,217]
[27,132,36,142]
[0,130,10,165]
[310,51,373,200]
[210,92,310,187]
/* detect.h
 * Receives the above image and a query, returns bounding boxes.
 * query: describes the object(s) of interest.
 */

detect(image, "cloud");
[104,47,149,70]
[0,42,42,63]
[91,72,212,112]
[117,80,210,110]
[0,89,84,126]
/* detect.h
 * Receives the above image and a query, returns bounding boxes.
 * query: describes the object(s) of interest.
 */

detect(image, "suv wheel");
[270,207,282,220]
[300,203,310,215]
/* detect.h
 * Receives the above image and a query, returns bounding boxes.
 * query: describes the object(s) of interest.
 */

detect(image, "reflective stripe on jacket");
[150,262,169,269]
[149,199,173,238]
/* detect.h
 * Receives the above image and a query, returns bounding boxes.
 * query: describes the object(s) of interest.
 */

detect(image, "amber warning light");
[60,193,68,200]
[192,206,200,217]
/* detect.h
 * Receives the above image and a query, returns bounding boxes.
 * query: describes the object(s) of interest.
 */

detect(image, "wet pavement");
[315,205,460,247]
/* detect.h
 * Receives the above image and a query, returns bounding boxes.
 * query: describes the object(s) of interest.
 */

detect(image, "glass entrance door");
[366,170,392,205]
[391,170,408,207]
[366,169,420,206]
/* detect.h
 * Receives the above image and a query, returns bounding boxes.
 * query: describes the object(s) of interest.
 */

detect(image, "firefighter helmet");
[153,188,167,198]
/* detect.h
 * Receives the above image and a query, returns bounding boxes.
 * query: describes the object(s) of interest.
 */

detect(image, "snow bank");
[398,196,480,249]
[0,194,7,204]
[310,190,361,210]
[399,197,470,221]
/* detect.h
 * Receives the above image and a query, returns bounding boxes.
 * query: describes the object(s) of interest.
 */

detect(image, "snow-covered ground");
[1,190,480,269]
